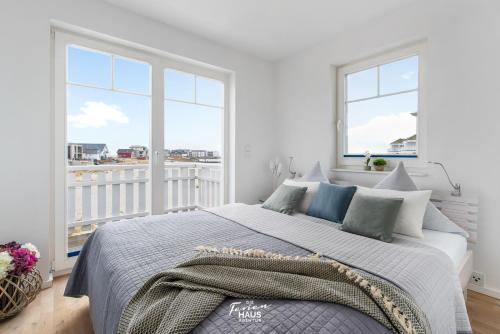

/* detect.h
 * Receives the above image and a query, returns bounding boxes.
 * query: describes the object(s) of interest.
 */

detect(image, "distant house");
[68,144,83,161]
[170,149,190,158]
[190,150,207,158]
[207,151,220,158]
[388,135,417,154]
[117,148,133,158]
[130,145,148,159]
[116,146,149,159]
[68,143,108,161]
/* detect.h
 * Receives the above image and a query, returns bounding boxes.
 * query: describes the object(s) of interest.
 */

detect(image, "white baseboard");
[467,284,500,299]
[42,272,54,289]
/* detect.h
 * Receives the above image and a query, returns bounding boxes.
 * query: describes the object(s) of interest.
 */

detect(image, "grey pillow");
[374,162,469,238]
[340,192,404,242]
[302,161,329,182]
[262,184,307,215]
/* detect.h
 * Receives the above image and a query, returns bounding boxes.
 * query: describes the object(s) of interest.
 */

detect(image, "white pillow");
[356,186,432,239]
[301,161,329,182]
[375,161,469,238]
[283,179,320,213]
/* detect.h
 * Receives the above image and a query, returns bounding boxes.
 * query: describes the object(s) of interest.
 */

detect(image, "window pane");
[346,67,377,101]
[380,56,418,95]
[67,85,150,164]
[164,100,222,156]
[114,57,150,95]
[196,76,224,107]
[346,91,417,155]
[164,69,195,102]
[66,84,151,251]
[68,46,112,88]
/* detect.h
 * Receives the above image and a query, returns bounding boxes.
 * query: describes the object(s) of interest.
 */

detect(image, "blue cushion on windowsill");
[306,182,357,223]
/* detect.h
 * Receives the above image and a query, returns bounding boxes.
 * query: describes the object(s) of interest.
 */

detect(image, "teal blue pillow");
[306,183,357,223]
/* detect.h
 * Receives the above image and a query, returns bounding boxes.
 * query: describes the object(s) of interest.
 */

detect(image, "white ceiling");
[103,0,416,60]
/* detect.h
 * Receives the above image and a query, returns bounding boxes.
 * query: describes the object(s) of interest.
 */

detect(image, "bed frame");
[430,193,478,295]
[458,250,474,298]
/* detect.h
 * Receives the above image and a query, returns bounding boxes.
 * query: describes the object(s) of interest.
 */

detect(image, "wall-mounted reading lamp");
[426,161,461,196]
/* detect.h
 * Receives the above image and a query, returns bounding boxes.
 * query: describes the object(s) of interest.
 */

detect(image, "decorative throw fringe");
[196,245,415,334]
[195,245,322,261]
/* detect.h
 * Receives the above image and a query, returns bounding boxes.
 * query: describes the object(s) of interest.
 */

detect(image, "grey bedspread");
[65,203,471,334]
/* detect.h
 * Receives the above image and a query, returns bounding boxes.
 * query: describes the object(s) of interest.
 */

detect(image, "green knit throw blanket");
[118,246,430,334]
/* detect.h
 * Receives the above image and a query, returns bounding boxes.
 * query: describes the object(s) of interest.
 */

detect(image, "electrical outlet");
[471,271,485,287]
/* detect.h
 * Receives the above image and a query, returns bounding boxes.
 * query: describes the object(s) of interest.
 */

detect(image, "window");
[336,43,426,165]
[64,45,152,255]
[66,46,152,166]
[54,30,230,270]
[163,69,224,210]
[164,69,223,160]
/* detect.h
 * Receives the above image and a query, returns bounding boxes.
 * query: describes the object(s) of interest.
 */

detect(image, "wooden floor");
[0,276,92,334]
[1,276,499,334]
[467,289,500,333]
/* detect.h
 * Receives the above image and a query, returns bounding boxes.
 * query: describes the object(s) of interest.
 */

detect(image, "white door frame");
[53,29,230,271]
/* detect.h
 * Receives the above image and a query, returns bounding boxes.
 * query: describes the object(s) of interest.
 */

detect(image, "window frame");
[336,42,427,168]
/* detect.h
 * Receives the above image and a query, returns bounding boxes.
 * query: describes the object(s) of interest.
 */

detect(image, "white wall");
[0,0,275,281]
[274,0,500,295]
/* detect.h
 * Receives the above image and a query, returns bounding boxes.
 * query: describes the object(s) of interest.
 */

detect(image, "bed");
[65,203,472,334]
[294,211,474,291]
[295,211,469,267]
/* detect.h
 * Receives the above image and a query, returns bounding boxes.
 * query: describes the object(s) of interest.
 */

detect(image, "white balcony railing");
[66,162,222,252]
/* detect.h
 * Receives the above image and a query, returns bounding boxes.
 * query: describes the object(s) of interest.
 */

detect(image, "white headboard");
[430,193,479,243]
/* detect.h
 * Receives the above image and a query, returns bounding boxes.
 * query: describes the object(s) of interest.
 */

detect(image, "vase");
[363,166,371,171]
[19,268,42,304]
[374,165,385,171]
[0,275,28,320]
[0,267,42,321]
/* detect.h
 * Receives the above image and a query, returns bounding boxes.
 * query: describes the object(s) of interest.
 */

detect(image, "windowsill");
[331,167,427,177]
[343,154,418,158]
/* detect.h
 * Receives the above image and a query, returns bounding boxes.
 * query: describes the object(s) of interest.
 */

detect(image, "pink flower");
[1,242,38,275]
[9,248,38,275]
[0,241,21,252]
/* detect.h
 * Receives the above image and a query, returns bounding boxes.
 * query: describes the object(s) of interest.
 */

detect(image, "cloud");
[348,113,416,153]
[401,71,415,80]
[68,101,129,128]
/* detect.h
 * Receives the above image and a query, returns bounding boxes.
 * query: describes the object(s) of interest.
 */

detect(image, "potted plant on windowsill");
[372,158,388,171]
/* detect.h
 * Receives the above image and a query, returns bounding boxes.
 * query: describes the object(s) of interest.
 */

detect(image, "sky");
[345,56,418,154]
[66,46,223,155]
[66,46,417,156]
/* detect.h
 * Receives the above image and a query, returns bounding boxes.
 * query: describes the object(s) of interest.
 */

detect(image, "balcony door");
[54,31,228,271]
[163,68,225,212]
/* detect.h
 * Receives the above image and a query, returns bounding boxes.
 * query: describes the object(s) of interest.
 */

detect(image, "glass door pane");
[66,46,151,256]
[163,69,224,212]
